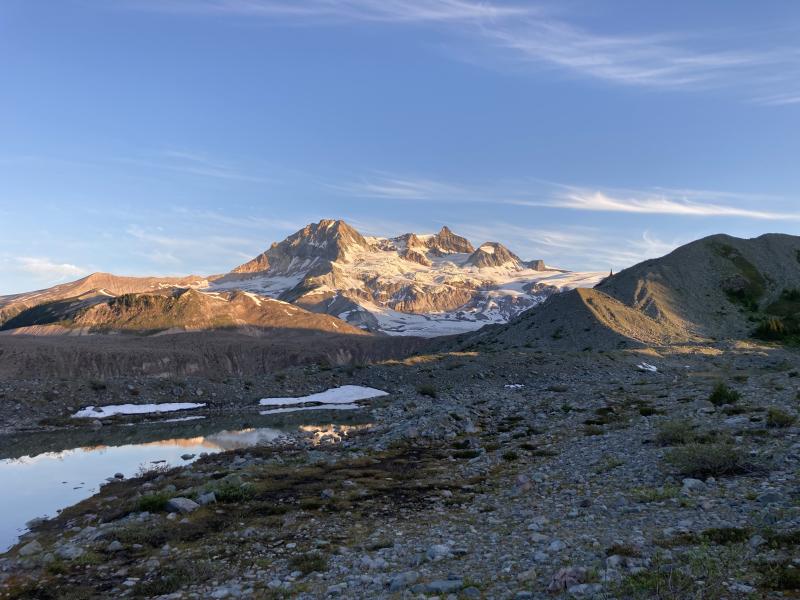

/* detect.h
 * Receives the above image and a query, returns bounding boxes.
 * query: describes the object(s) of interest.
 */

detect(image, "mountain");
[0,273,209,327]
[0,288,367,337]
[0,220,604,338]
[465,242,523,269]
[229,220,370,276]
[465,233,800,350]
[213,219,604,336]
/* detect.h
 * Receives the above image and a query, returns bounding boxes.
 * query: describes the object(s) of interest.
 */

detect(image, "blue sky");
[1,0,799,294]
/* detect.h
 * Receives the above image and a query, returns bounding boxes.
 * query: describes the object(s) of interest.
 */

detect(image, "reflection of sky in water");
[0,427,283,553]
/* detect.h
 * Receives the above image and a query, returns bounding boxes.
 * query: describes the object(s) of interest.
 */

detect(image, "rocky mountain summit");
[214,219,603,336]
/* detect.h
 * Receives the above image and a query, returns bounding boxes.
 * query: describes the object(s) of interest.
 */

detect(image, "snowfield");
[208,245,605,337]
[72,403,206,419]
[259,385,389,408]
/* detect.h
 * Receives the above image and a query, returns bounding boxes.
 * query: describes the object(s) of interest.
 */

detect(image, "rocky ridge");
[462,233,800,351]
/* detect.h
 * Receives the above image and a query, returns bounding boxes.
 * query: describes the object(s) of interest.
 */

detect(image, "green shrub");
[632,485,679,503]
[289,552,327,575]
[453,450,481,459]
[606,543,641,557]
[665,443,754,477]
[136,492,170,512]
[416,384,437,398]
[755,317,788,341]
[762,563,800,590]
[656,419,695,446]
[701,527,750,545]
[708,382,740,406]
[214,482,256,503]
[766,407,796,428]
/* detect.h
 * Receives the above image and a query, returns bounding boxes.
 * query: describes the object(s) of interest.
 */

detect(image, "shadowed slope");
[457,233,800,350]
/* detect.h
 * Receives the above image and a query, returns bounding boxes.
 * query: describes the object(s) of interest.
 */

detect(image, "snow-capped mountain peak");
[211,220,605,336]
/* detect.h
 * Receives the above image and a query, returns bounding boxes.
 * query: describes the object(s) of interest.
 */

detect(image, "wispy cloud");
[125,0,800,103]
[335,172,798,221]
[539,187,800,221]
[124,224,269,272]
[330,174,469,200]
[171,207,303,232]
[451,221,687,271]
[114,150,274,183]
[3,257,89,281]
[134,0,529,23]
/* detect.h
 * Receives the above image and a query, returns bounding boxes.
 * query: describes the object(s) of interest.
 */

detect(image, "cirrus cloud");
[6,257,89,281]
[124,0,800,104]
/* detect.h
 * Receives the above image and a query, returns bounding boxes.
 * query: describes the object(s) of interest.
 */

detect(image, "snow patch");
[162,415,207,423]
[259,403,362,415]
[72,403,206,419]
[259,385,388,407]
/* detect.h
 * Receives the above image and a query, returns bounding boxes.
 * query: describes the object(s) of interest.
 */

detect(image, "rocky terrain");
[463,233,800,351]
[2,232,800,599]
[0,220,604,338]
[3,342,800,599]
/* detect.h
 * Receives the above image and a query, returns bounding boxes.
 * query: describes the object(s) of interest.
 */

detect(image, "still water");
[0,410,369,553]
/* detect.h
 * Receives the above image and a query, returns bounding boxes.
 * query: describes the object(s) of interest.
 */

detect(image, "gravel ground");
[2,342,800,599]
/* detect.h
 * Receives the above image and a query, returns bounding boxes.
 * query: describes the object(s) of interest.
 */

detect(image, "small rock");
[757,491,783,504]
[18,540,43,557]
[681,478,705,493]
[165,497,200,514]
[198,492,217,505]
[107,540,123,552]
[55,544,84,560]
[548,567,588,593]
[425,579,463,593]
[426,544,452,561]
[389,571,419,591]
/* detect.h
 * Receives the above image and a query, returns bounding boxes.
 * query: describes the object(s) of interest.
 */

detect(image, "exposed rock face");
[426,226,474,255]
[400,248,432,267]
[466,243,522,269]
[526,259,547,271]
[232,219,369,276]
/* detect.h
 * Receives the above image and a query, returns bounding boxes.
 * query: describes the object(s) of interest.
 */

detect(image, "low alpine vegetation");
[708,382,741,406]
[655,419,695,446]
[665,443,755,477]
[766,407,796,428]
